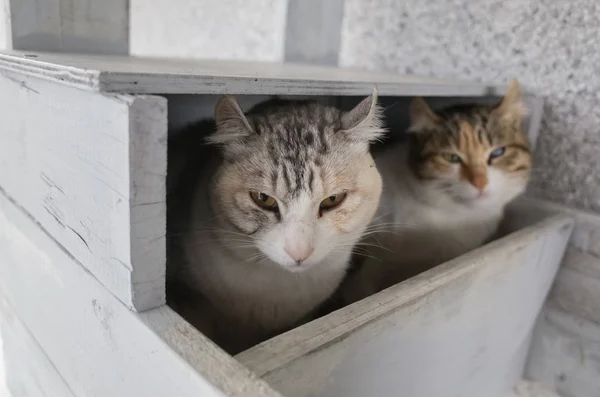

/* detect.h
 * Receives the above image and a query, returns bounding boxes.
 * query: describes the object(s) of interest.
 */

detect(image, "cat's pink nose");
[284,244,314,263]
[469,172,488,192]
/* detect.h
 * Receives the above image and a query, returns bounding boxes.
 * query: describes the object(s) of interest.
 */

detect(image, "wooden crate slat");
[237,208,574,397]
[0,72,167,311]
[0,51,511,96]
[0,191,282,397]
[0,298,76,397]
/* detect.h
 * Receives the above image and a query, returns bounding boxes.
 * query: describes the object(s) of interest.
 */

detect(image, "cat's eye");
[442,153,462,164]
[319,193,347,211]
[488,147,506,162]
[250,191,278,210]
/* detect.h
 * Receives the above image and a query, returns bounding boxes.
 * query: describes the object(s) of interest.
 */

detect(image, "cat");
[167,91,386,354]
[342,79,532,304]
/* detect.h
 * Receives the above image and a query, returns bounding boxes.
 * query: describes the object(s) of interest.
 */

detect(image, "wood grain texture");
[0,72,167,311]
[526,305,600,397]
[0,190,282,397]
[0,297,76,397]
[519,197,600,397]
[0,0,10,50]
[0,51,514,96]
[508,197,600,325]
[237,209,573,397]
[284,0,344,65]
[552,248,600,325]
[130,0,287,62]
[8,0,128,54]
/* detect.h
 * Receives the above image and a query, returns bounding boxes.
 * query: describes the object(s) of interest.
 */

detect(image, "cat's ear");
[207,95,254,144]
[408,97,440,133]
[492,79,528,121]
[340,88,386,143]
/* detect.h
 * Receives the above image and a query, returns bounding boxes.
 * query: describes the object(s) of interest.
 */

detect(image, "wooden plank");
[506,380,561,397]
[237,212,574,397]
[525,305,600,397]
[520,197,600,397]
[507,197,600,254]
[0,50,513,96]
[284,0,344,65]
[0,0,10,50]
[0,190,282,397]
[130,0,286,62]
[8,0,128,54]
[0,297,76,397]
[0,73,167,311]
[505,198,600,324]
[551,248,600,325]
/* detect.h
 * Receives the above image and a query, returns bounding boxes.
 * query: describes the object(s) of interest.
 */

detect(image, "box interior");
[163,92,545,356]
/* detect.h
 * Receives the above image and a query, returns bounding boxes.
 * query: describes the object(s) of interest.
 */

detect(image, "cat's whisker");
[192,228,254,238]
[364,223,419,231]
[334,239,391,252]
[238,253,268,266]
[370,233,385,249]
[349,249,383,262]
[352,242,393,252]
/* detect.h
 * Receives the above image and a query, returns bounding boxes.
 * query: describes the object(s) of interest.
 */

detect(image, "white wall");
[130,0,288,62]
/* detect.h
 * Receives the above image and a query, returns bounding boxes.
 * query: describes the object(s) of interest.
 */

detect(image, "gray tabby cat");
[167,91,385,354]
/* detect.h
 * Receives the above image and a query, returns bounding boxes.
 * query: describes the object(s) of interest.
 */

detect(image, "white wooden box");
[0,51,573,397]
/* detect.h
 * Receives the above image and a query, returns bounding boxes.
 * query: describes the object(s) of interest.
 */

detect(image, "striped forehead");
[268,157,322,199]
[257,117,334,198]
[421,111,495,150]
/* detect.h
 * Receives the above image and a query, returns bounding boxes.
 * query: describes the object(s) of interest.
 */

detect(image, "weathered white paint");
[552,248,600,325]
[505,198,600,325]
[504,197,600,253]
[526,305,600,397]
[8,0,128,54]
[0,298,75,397]
[0,51,516,96]
[284,0,344,65]
[515,197,600,397]
[130,0,287,62]
[506,380,562,397]
[0,323,10,397]
[0,191,282,397]
[0,73,167,311]
[237,209,573,397]
[0,0,10,50]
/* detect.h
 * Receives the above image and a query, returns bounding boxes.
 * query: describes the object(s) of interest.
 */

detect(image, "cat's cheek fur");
[489,167,528,204]
[220,193,269,234]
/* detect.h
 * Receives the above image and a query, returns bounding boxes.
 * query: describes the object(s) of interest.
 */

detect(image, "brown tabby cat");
[343,79,532,303]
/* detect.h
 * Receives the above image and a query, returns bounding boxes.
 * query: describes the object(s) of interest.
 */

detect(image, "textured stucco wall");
[340,0,600,214]
[130,0,288,62]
